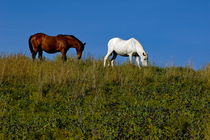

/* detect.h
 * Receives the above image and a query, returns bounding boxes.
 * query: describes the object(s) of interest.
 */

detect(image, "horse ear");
[83,42,86,46]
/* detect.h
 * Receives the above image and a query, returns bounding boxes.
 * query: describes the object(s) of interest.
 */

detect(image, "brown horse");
[28,33,86,61]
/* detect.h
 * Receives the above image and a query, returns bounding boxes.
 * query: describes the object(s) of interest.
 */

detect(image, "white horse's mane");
[130,38,144,51]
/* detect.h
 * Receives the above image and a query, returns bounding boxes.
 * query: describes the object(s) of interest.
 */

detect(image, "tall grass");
[0,54,209,139]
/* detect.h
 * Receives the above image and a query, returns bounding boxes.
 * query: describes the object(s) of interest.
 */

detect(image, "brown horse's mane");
[57,34,83,46]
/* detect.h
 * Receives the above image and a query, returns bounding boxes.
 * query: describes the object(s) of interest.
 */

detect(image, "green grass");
[0,54,209,139]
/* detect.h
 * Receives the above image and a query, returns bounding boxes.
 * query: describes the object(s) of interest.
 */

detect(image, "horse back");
[107,38,133,56]
[29,33,61,52]
[108,38,133,48]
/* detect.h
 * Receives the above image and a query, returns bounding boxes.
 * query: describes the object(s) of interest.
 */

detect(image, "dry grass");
[0,54,209,139]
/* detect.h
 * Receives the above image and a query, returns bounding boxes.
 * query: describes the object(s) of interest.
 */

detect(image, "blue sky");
[0,0,209,69]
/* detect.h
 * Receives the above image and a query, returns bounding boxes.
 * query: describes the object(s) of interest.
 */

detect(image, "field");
[0,54,209,139]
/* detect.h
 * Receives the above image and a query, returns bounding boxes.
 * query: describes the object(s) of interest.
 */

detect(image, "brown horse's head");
[66,35,86,59]
[77,42,86,59]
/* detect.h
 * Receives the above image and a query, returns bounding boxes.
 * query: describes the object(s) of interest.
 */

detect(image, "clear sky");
[0,0,209,69]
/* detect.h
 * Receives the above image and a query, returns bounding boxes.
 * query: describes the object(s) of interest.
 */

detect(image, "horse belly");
[111,39,131,56]
[42,39,60,53]
[44,50,59,53]
[115,50,129,56]
[42,45,58,53]
[113,46,132,56]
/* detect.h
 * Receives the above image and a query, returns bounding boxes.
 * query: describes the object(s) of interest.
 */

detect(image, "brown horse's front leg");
[32,51,37,60]
[61,50,67,62]
[38,50,43,60]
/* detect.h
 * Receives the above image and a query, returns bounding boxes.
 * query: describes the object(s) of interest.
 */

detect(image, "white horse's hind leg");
[135,56,141,68]
[110,52,117,67]
[104,51,112,67]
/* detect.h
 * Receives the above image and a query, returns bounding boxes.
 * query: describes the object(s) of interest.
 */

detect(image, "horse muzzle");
[77,56,81,60]
[142,60,148,67]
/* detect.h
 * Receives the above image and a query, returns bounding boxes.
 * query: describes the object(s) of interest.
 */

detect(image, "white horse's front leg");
[135,56,141,68]
[129,54,133,64]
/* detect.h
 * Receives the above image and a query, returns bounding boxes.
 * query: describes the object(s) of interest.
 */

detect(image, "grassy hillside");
[0,54,209,139]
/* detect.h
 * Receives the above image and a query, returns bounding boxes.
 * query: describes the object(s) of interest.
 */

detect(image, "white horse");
[104,37,148,67]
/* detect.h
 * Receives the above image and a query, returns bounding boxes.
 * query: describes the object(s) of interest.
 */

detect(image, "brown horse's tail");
[28,35,34,53]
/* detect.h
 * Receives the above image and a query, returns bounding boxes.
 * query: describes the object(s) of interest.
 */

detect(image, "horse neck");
[133,39,144,52]
[68,39,83,59]
[65,38,79,49]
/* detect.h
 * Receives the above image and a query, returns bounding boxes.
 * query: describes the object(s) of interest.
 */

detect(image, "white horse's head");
[141,52,148,66]
[134,39,148,67]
